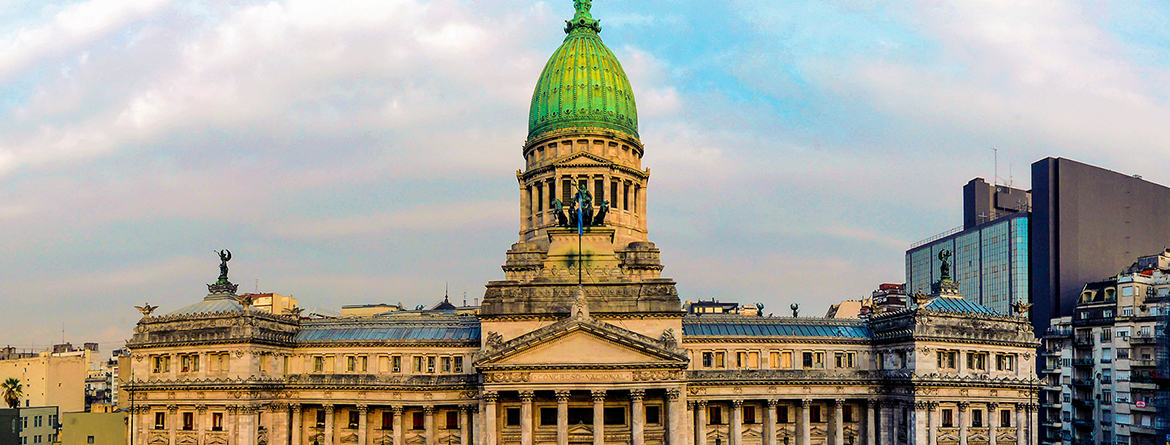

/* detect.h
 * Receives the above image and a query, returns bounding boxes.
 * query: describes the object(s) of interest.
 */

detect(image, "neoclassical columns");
[358,405,369,445]
[913,402,928,445]
[424,406,436,445]
[290,404,302,445]
[987,402,998,445]
[323,405,335,445]
[393,406,405,445]
[556,391,571,445]
[631,390,646,445]
[227,405,239,445]
[832,399,844,445]
[592,390,607,445]
[460,405,471,445]
[764,400,778,445]
[520,391,535,445]
[1015,404,1025,445]
[798,399,811,445]
[686,402,696,445]
[957,402,968,445]
[730,400,743,445]
[168,404,177,445]
[927,402,939,445]
[483,393,498,445]
[1027,403,1038,445]
[865,400,876,445]
[694,401,708,445]
[667,389,684,445]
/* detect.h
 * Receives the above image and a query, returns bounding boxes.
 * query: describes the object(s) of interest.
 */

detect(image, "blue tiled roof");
[683,319,871,338]
[924,297,996,315]
[296,319,480,342]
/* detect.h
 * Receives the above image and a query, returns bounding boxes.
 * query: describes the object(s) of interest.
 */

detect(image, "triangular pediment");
[476,316,687,369]
[554,151,613,167]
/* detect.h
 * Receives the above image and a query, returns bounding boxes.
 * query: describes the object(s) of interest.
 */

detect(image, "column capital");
[867,399,877,408]
[195,404,208,413]
[666,388,681,400]
[424,405,435,414]
[460,404,474,412]
[1014,403,1024,412]
[483,391,499,403]
[591,390,607,402]
[914,401,929,410]
[291,404,302,413]
[766,399,779,407]
[226,405,239,414]
[392,405,404,414]
[800,399,811,408]
[520,391,535,402]
[324,404,335,413]
[987,402,999,410]
[695,400,708,409]
[630,389,646,401]
[957,401,969,411]
[731,399,743,408]
[358,404,369,414]
[928,401,939,410]
[834,399,845,407]
[555,390,572,402]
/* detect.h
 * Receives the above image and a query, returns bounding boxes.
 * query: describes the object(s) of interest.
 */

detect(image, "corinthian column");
[799,400,811,445]
[520,391,535,445]
[592,390,607,445]
[358,405,369,445]
[667,389,684,445]
[832,399,844,445]
[291,405,302,445]
[865,400,875,445]
[694,401,707,445]
[764,400,777,445]
[987,403,998,445]
[1015,405,1025,445]
[425,406,436,445]
[323,405,334,445]
[631,390,646,445]
[957,402,968,445]
[460,405,471,445]
[928,402,938,445]
[393,406,404,445]
[483,393,497,445]
[730,400,743,445]
[556,391,571,445]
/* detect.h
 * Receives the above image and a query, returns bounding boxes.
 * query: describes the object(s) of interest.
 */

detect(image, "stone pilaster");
[865,400,875,445]
[730,400,743,445]
[832,399,844,445]
[957,402,968,445]
[425,406,436,445]
[520,391,534,445]
[291,404,302,445]
[764,400,777,445]
[592,390,607,445]
[393,406,405,445]
[799,399,811,445]
[694,401,708,445]
[324,405,335,445]
[667,389,684,445]
[556,391,570,445]
[631,390,646,445]
[987,403,998,445]
[460,405,471,445]
[358,405,369,445]
[483,393,497,445]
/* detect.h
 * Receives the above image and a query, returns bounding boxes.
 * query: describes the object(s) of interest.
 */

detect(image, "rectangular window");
[413,356,424,373]
[803,352,813,368]
[777,406,790,424]
[610,182,618,209]
[709,406,723,425]
[844,404,854,423]
[154,412,166,430]
[769,352,779,368]
[392,356,402,373]
[563,179,572,204]
[349,411,360,429]
[594,179,603,206]
[942,409,953,427]
[454,356,464,373]
[937,351,956,369]
[212,413,223,431]
[748,351,759,368]
[361,356,368,372]
[744,406,756,424]
[540,408,557,426]
[441,357,452,373]
[427,356,436,373]
[505,408,520,427]
[182,412,193,430]
[347,356,357,372]
[446,411,458,429]
[971,410,983,428]
[316,410,326,428]
[382,412,392,430]
[702,352,713,368]
[967,352,987,370]
[313,356,324,373]
[715,352,725,368]
[646,406,661,425]
[736,351,746,368]
[999,409,1011,427]
[413,412,425,430]
[781,351,792,368]
[810,405,822,423]
[603,407,625,425]
[567,408,591,425]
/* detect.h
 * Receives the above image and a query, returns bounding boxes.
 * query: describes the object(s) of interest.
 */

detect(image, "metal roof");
[296,320,480,342]
[924,297,997,315]
[682,319,871,338]
[167,296,244,316]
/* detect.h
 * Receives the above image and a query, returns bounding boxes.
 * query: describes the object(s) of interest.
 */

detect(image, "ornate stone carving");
[629,389,645,401]
[732,399,743,408]
[591,390,607,402]
[957,402,969,411]
[482,392,498,404]
[485,331,504,350]
[519,391,535,402]
[666,389,680,400]
[555,390,571,402]
[486,373,530,383]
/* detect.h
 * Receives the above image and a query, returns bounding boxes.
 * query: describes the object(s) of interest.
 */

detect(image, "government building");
[120,3,1042,445]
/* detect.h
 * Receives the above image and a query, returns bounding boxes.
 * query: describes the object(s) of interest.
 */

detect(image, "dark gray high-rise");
[1031,157,1170,333]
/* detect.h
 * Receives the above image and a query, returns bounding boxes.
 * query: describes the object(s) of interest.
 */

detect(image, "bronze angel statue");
[135,303,158,317]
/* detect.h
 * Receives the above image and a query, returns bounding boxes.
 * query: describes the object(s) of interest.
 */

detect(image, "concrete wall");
[1031,157,1170,333]
[0,352,88,412]
[60,411,127,445]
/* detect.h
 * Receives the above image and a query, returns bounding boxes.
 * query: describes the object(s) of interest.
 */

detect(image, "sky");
[1,0,1169,351]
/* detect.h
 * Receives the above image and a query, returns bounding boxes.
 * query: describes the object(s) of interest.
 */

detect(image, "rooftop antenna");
[462,291,467,307]
[991,147,999,186]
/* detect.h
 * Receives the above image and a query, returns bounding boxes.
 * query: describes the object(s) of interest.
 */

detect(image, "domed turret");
[527,1,638,141]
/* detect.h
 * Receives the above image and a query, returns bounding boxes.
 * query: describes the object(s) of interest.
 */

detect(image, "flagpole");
[576,182,584,286]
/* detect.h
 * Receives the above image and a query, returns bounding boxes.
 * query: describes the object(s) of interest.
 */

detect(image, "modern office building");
[1032,157,1170,334]
[906,178,1031,315]
[1038,249,1170,445]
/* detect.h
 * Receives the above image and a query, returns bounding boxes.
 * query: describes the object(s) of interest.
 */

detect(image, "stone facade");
[120,3,1043,445]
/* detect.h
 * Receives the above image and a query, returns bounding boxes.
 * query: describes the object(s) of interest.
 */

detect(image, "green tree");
[2,377,23,409]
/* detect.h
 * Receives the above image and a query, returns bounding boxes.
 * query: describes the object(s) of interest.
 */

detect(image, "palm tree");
[2,377,23,409]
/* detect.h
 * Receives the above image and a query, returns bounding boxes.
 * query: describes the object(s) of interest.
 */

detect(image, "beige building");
[245,293,299,315]
[121,2,1042,445]
[0,349,90,412]
[60,411,127,445]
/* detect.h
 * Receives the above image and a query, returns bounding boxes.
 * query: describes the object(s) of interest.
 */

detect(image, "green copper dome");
[528,1,638,140]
